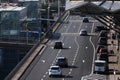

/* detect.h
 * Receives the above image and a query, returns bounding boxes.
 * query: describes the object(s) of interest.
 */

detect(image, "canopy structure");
[66,1,120,33]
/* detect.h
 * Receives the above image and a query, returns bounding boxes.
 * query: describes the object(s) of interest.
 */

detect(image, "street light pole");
[47,0,50,29]
[58,0,60,17]
[47,5,50,29]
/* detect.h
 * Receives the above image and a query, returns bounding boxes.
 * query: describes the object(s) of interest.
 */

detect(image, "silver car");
[56,57,68,67]
[80,29,88,36]
[49,66,62,77]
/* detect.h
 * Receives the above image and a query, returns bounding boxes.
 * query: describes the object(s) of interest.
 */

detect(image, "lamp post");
[47,0,50,29]
[26,22,29,44]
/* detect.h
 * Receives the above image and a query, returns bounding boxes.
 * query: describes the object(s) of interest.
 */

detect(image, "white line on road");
[89,23,96,74]
[43,75,46,78]
[39,45,46,55]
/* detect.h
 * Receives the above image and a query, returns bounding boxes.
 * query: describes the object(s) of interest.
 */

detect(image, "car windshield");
[51,67,59,70]
[95,63,105,66]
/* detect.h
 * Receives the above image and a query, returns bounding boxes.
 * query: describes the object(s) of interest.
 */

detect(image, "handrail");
[5,10,69,80]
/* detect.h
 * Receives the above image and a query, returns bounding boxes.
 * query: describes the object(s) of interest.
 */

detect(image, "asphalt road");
[20,15,101,80]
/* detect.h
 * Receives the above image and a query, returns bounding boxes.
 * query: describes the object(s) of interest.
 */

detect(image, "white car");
[49,66,62,77]
[80,29,88,36]
[94,60,106,73]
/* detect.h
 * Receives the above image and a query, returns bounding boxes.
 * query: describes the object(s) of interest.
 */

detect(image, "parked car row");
[94,26,109,74]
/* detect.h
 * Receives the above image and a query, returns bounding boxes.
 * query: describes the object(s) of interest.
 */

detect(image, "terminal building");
[18,0,40,18]
[0,2,42,43]
[0,3,27,41]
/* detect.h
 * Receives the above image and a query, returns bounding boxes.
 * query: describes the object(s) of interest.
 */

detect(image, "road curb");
[11,45,45,80]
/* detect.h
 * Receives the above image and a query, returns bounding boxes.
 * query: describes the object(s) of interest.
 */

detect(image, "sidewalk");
[108,30,120,80]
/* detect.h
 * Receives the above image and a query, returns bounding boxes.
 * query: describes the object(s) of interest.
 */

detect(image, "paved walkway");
[108,30,120,80]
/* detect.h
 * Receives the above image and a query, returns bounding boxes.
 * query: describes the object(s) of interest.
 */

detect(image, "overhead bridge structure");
[66,0,120,33]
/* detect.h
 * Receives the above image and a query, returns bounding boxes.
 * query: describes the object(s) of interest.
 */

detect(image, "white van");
[94,60,106,73]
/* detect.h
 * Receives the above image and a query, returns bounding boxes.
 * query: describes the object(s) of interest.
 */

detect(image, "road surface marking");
[41,60,45,63]
[39,45,46,55]
[82,60,85,63]
[43,75,46,78]
[90,22,96,74]
[69,46,71,48]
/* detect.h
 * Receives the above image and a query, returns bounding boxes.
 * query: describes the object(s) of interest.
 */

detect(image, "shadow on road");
[67,65,78,68]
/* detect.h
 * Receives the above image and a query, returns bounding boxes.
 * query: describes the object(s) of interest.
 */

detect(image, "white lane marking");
[52,49,61,66]
[71,20,83,66]
[61,23,72,41]
[51,47,54,49]
[61,18,83,79]
[70,69,72,72]
[85,46,88,49]
[41,79,43,80]
[61,33,79,35]
[42,18,71,79]
[89,23,96,74]
[43,75,46,78]
[41,14,71,80]
[69,46,71,48]
[82,60,85,63]
[68,71,71,75]
[67,22,83,75]
[58,49,61,54]
[41,60,45,63]
[39,45,46,55]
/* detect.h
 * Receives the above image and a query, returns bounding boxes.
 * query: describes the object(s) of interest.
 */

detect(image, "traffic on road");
[19,14,109,80]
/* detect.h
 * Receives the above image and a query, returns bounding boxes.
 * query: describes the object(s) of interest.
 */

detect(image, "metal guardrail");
[5,10,69,80]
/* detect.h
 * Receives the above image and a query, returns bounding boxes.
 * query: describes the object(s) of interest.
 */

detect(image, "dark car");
[96,45,106,53]
[99,53,108,62]
[55,57,68,67]
[95,26,108,32]
[83,18,89,23]
[99,30,108,37]
[99,48,108,53]
[54,41,63,49]
[98,37,107,45]
[80,29,88,36]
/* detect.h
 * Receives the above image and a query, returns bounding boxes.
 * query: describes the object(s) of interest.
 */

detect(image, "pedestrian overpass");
[5,0,120,80]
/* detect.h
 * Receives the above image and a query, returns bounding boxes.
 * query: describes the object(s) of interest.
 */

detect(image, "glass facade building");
[18,0,39,18]
[0,4,27,42]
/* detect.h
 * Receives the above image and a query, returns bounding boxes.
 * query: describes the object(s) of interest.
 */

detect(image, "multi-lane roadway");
[20,15,103,80]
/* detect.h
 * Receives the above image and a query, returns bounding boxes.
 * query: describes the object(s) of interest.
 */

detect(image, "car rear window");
[51,67,59,70]
[58,59,66,61]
